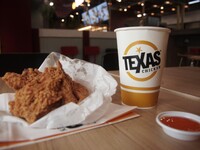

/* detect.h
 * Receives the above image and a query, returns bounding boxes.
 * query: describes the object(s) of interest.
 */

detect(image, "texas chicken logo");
[122,40,161,81]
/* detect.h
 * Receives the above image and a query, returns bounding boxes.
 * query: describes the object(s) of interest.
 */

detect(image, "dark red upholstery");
[84,46,100,63]
[188,48,200,55]
[60,46,79,58]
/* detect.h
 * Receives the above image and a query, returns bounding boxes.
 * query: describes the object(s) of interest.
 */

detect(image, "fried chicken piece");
[56,62,89,104]
[2,68,41,91]
[72,82,89,102]
[8,61,89,123]
[9,77,64,123]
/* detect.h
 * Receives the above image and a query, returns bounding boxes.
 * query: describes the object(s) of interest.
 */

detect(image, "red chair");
[60,46,79,58]
[84,46,100,63]
[188,47,200,55]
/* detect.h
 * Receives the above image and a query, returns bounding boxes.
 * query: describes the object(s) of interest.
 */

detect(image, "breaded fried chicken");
[2,68,41,91]
[72,82,90,101]
[3,61,89,123]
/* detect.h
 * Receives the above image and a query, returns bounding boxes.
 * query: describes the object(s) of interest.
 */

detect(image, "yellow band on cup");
[121,89,159,108]
[120,83,160,91]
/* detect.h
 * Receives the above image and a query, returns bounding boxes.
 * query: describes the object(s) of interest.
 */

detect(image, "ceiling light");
[119,8,122,11]
[137,14,142,18]
[61,19,65,23]
[188,0,200,5]
[184,5,189,8]
[76,12,79,15]
[165,1,171,4]
[78,26,92,31]
[75,0,84,7]
[141,3,144,6]
[124,8,127,12]
[80,3,84,6]
[160,10,164,14]
[70,14,74,18]
[49,2,54,6]
[160,6,164,10]
[171,8,176,11]
[153,4,158,8]
[72,2,76,9]
[116,0,122,2]
[151,12,155,16]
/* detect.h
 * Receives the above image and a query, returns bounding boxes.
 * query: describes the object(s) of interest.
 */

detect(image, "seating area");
[83,46,100,63]
[59,46,119,70]
[102,48,119,71]
[178,47,200,67]
[60,46,79,58]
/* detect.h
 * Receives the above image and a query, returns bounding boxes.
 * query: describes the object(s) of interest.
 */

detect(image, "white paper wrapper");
[0,103,138,142]
[0,52,117,129]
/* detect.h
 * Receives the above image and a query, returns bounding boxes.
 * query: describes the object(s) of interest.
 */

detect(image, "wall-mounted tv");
[96,2,109,22]
[88,7,99,24]
[81,2,109,25]
[81,11,91,25]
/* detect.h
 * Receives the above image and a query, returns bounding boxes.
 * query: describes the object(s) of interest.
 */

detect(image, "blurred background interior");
[0,0,200,74]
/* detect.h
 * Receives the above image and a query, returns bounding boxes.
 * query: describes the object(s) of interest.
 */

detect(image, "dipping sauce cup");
[115,26,171,108]
[156,111,200,141]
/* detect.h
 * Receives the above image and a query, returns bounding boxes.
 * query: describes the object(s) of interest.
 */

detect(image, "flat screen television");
[88,7,99,25]
[81,11,91,25]
[81,2,109,25]
[96,2,109,21]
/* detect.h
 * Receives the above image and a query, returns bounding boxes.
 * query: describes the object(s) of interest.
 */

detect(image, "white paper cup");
[115,26,171,108]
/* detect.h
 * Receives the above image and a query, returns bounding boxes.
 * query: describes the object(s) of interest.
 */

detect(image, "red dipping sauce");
[160,116,200,132]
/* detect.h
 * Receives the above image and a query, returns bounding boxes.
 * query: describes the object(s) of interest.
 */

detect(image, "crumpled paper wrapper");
[0,52,117,129]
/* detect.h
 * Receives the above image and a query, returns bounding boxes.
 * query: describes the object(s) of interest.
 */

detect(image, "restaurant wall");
[38,27,199,67]
[89,31,117,64]
[39,29,82,58]
[39,29,117,65]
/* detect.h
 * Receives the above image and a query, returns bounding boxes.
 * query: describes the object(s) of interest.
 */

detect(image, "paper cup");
[115,26,171,109]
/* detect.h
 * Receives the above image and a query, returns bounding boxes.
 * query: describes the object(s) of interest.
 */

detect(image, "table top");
[0,67,200,150]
